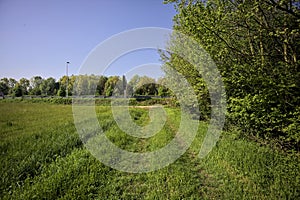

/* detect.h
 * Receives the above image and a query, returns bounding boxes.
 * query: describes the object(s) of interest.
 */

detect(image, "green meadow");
[1,101,299,199]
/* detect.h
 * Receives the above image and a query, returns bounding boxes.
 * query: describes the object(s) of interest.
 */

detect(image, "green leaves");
[163,0,300,149]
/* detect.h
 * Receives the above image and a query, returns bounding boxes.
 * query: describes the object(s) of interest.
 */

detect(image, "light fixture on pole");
[66,61,70,98]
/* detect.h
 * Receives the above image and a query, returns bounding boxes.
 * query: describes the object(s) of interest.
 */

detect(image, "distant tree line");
[0,74,171,98]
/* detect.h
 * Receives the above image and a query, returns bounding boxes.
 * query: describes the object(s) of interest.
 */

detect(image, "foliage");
[29,76,43,95]
[0,96,178,107]
[40,77,57,96]
[128,75,157,95]
[0,78,9,95]
[163,0,300,149]
[0,74,170,98]
[57,87,66,97]
[12,83,23,97]
[19,78,30,95]
[104,76,121,96]
[96,76,108,95]
[157,77,173,97]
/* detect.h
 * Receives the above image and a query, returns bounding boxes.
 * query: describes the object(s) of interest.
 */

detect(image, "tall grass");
[0,101,299,199]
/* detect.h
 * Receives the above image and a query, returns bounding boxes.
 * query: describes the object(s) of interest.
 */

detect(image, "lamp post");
[66,61,70,98]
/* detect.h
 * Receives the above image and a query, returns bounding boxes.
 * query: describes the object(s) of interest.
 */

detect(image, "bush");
[227,95,300,150]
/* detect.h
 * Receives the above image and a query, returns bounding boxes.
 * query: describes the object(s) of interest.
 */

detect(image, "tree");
[87,74,99,95]
[58,76,68,96]
[74,75,88,95]
[163,0,300,148]
[157,77,172,97]
[57,86,66,97]
[29,76,43,95]
[0,78,9,95]
[68,75,76,96]
[104,76,120,96]
[72,74,100,96]
[135,76,157,95]
[38,77,56,96]
[96,76,108,95]
[46,77,57,96]
[122,75,127,96]
[127,75,140,95]
[19,78,30,95]
[12,83,23,97]
[128,75,158,96]
[8,78,17,95]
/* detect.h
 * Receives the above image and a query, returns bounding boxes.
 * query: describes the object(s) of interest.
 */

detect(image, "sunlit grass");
[0,101,299,199]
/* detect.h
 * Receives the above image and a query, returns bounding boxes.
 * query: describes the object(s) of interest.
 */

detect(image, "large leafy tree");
[104,76,120,96]
[157,77,172,97]
[0,78,9,95]
[73,75,93,96]
[58,75,76,96]
[127,75,140,92]
[8,78,17,95]
[29,76,43,95]
[127,75,159,96]
[163,0,300,148]
[40,77,57,96]
[135,76,157,95]
[12,83,23,97]
[19,78,30,95]
[96,76,108,95]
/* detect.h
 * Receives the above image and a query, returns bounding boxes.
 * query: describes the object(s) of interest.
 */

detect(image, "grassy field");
[0,101,299,199]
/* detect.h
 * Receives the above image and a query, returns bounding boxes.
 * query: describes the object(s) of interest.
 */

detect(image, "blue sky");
[0,0,176,81]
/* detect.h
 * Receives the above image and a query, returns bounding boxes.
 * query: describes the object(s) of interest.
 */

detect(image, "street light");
[66,61,70,98]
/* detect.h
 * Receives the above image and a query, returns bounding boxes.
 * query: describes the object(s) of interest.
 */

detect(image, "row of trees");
[0,77,58,97]
[0,75,170,97]
[73,74,170,96]
[163,0,300,149]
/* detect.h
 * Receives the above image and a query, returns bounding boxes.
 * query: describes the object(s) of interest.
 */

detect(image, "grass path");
[0,101,299,199]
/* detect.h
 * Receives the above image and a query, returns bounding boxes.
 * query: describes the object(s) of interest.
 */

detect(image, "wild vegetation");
[162,0,300,150]
[0,101,299,199]
[1,0,300,199]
